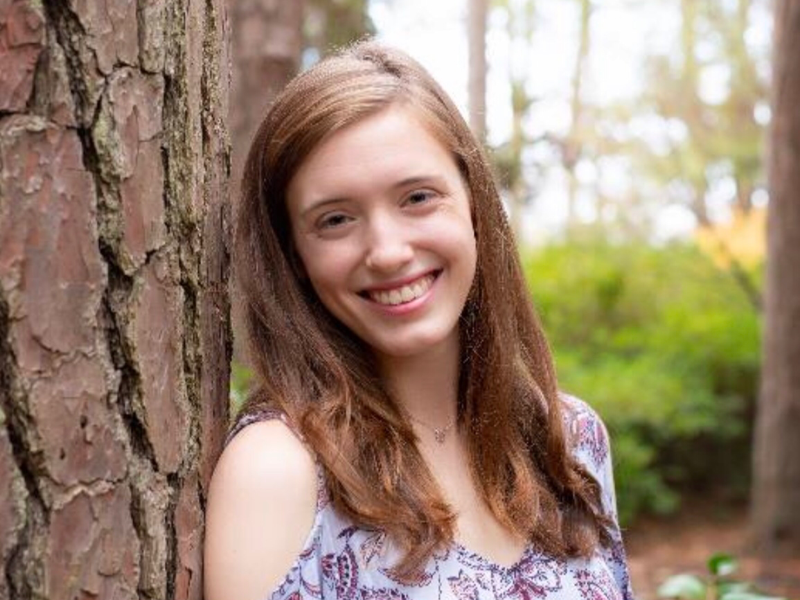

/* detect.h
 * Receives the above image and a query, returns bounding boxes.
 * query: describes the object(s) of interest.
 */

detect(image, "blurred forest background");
[227,0,797,597]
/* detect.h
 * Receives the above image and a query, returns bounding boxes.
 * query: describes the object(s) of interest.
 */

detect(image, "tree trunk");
[564,0,591,230]
[502,0,536,243]
[305,0,373,58]
[0,0,231,598]
[468,0,488,142]
[508,81,527,242]
[750,0,800,555]
[229,0,303,204]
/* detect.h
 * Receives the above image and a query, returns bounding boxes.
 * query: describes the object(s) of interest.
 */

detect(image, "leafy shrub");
[523,238,760,523]
[658,552,785,600]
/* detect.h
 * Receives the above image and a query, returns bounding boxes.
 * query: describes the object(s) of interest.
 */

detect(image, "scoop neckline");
[451,539,534,572]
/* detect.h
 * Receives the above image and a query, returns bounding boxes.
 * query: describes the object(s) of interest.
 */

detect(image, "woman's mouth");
[363,272,439,306]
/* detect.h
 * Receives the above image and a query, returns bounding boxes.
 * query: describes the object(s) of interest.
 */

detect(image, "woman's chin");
[369,330,459,362]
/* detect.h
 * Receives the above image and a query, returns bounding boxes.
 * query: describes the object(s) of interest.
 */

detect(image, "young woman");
[204,42,633,600]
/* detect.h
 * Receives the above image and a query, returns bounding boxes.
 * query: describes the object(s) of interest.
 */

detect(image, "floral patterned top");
[228,395,634,600]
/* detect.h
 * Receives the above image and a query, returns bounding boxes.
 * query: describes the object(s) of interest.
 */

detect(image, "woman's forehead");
[286,107,462,210]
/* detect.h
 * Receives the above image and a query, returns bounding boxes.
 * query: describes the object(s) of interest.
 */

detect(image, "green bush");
[658,552,785,600]
[523,238,760,524]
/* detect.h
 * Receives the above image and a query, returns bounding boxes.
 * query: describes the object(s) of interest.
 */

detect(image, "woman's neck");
[378,333,460,428]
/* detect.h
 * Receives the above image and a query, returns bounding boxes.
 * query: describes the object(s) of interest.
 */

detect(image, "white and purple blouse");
[228,395,635,600]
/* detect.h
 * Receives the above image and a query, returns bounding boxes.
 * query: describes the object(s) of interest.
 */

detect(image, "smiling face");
[286,105,478,361]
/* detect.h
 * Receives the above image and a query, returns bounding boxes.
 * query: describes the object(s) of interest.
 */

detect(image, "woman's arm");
[204,419,318,600]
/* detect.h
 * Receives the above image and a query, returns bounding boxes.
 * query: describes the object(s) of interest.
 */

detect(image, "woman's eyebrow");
[391,174,442,189]
[302,197,347,217]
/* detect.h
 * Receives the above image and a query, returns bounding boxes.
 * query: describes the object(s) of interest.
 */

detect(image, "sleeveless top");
[228,395,635,600]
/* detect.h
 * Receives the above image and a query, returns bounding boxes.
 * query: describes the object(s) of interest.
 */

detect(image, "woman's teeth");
[369,274,435,306]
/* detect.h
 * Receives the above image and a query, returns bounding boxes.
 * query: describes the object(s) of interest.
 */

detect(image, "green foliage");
[230,361,254,416]
[523,238,760,523]
[658,552,785,600]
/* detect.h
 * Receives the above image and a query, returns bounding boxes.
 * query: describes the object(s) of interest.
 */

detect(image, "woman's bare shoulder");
[204,418,318,600]
[216,417,318,488]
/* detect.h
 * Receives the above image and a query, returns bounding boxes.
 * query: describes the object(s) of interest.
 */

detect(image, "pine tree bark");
[751,0,800,555]
[0,0,231,598]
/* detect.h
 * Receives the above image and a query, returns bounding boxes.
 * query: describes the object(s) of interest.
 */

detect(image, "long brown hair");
[235,41,611,577]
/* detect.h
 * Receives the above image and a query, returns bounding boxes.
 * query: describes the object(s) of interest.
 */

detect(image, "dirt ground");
[624,502,800,600]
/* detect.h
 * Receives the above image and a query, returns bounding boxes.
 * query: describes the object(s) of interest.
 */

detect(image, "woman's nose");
[363,215,414,272]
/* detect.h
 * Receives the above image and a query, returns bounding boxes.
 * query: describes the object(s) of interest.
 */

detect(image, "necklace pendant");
[434,429,446,444]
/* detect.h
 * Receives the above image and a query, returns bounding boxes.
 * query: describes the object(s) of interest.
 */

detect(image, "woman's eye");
[317,213,351,230]
[406,190,437,205]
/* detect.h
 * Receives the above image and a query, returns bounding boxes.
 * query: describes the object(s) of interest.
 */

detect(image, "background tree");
[490,0,597,241]
[626,0,767,227]
[0,0,231,598]
[579,0,768,303]
[468,0,488,142]
[492,0,538,241]
[751,0,800,556]
[305,0,374,58]
[563,0,592,230]
[228,0,371,204]
[229,0,304,204]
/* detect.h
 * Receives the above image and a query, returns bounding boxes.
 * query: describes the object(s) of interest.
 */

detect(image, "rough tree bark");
[0,0,231,598]
[751,0,800,555]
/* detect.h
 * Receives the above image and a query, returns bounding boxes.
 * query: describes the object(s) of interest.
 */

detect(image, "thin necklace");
[407,414,457,444]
